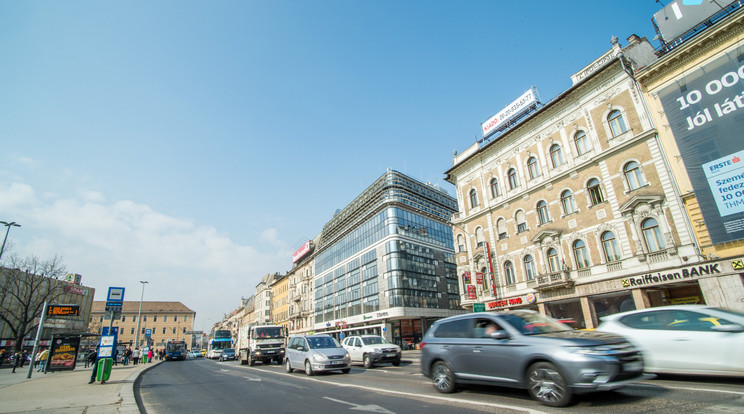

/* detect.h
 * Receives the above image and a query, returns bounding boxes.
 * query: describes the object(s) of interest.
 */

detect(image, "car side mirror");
[298,346,306,352]
[712,324,744,333]
[490,330,509,340]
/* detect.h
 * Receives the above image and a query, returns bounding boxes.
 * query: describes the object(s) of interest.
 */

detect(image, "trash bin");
[142,355,148,364]
[96,358,113,382]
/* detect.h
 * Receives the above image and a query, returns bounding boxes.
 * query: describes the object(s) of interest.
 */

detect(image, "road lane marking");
[324,397,395,413]
[246,366,548,414]
[631,384,744,396]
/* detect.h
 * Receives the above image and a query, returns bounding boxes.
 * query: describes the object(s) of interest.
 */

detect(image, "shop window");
[507,168,519,189]
[469,189,479,208]
[608,110,628,137]
[624,161,645,190]
[504,261,516,285]
[490,178,500,198]
[601,231,621,262]
[550,144,565,168]
[527,156,541,179]
[642,218,665,252]
[537,200,550,224]
[587,178,604,205]
[547,248,560,272]
[574,130,591,155]
[523,255,536,280]
[561,190,577,215]
[573,240,590,269]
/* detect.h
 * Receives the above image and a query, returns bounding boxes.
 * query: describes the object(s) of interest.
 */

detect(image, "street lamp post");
[0,221,21,262]
[134,280,148,348]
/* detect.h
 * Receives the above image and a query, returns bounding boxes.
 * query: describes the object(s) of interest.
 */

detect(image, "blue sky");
[0,1,663,331]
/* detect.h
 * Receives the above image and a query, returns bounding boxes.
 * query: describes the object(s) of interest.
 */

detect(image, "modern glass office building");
[312,170,464,346]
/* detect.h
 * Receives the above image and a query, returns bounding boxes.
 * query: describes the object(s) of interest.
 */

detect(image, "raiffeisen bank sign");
[621,263,722,288]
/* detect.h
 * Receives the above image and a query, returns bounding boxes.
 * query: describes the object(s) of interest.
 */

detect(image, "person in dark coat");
[11,352,21,373]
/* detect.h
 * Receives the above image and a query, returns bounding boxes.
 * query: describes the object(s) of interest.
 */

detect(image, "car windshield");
[223,349,235,354]
[499,311,572,335]
[361,336,389,345]
[255,327,283,338]
[712,307,744,319]
[307,336,341,349]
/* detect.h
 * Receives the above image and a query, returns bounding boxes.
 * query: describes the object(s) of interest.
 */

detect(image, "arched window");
[457,234,466,252]
[574,131,590,155]
[537,200,550,224]
[516,210,527,233]
[573,240,590,269]
[475,227,485,248]
[490,178,500,198]
[624,161,644,190]
[601,231,621,262]
[550,144,565,168]
[524,255,536,280]
[642,218,665,252]
[497,218,508,240]
[504,261,516,285]
[469,189,479,208]
[608,110,628,137]
[527,156,541,179]
[507,168,519,189]
[547,248,560,272]
[587,178,604,205]
[561,190,577,215]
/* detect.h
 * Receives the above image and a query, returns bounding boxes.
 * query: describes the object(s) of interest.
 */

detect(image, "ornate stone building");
[446,36,702,328]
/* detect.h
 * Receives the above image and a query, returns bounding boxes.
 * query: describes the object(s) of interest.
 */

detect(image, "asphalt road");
[137,357,744,414]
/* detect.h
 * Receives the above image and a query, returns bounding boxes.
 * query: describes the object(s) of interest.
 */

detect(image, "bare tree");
[0,254,67,353]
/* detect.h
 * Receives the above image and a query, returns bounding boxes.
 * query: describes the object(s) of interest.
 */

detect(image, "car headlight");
[344,352,350,361]
[568,345,614,356]
[312,353,327,362]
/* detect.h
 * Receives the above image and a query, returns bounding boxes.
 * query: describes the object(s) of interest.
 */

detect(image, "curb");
[121,361,162,414]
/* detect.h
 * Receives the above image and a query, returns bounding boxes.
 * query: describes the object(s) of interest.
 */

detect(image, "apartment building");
[90,301,195,348]
[446,35,702,329]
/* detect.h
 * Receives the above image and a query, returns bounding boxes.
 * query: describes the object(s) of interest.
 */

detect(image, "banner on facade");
[657,44,744,244]
[47,335,81,372]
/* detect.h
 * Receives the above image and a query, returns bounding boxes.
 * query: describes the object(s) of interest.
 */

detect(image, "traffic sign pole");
[27,301,48,379]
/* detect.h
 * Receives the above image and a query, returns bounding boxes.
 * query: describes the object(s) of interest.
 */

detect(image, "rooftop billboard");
[481,87,540,139]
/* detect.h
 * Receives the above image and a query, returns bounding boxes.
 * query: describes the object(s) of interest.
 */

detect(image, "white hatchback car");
[341,335,401,368]
[596,305,744,377]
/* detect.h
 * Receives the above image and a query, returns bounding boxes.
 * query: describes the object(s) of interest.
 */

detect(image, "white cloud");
[1,179,292,329]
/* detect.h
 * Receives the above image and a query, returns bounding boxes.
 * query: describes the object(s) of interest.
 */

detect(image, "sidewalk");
[0,360,161,414]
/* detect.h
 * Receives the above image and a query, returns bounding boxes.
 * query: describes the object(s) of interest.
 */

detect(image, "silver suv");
[420,311,652,407]
[285,334,351,375]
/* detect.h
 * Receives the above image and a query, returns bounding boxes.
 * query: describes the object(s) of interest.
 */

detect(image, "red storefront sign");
[487,297,523,309]
[467,285,477,299]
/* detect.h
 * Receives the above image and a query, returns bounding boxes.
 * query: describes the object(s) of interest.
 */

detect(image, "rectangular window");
[121,315,126,322]
[130,328,135,335]
[174,315,178,322]
[153,315,157,322]
[163,315,167,323]
[132,316,136,323]
[162,327,166,334]
[184,315,188,322]
[143,315,147,322]
[172,327,176,334]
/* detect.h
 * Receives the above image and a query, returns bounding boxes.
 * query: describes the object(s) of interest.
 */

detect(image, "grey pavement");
[0,359,161,414]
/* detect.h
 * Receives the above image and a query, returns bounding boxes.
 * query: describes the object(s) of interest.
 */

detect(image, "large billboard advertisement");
[657,44,744,244]
[47,335,81,372]
[653,0,736,44]
[481,88,539,138]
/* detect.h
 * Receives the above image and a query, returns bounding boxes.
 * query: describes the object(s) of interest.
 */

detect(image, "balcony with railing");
[534,270,573,291]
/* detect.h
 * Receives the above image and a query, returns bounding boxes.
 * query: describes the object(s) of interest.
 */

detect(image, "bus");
[165,340,187,361]
[207,330,232,359]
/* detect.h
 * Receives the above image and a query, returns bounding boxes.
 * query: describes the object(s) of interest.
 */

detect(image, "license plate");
[386,353,396,357]
[623,361,642,372]
[330,361,338,365]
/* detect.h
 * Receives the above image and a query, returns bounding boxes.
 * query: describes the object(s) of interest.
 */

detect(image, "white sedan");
[596,305,744,377]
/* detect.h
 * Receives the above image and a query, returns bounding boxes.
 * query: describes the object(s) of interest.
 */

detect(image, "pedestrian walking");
[0,349,6,367]
[19,350,28,368]
[147,348,153,363]
[84,348,96,368]
[37,348,49,373]
[132,348,140,365]
[11,352,21,373]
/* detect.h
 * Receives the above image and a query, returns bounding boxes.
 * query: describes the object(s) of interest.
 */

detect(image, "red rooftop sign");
[292,241,312,263]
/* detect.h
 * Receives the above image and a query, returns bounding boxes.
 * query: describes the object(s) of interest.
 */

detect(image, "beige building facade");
[636,6,744,311]
[271,274,289,332]
[287,238,317,335]
[446,36,703,328]
[90,301,195,349]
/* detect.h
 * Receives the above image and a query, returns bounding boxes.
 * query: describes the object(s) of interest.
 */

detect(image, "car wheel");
[363,354,373,369]
[304,360,314,376]
[525,362,572,407]
[248,354,255,366]
[341,368,350,374]
[431,361,456,393]
[392,358,401,367]
[285,358,293,373]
